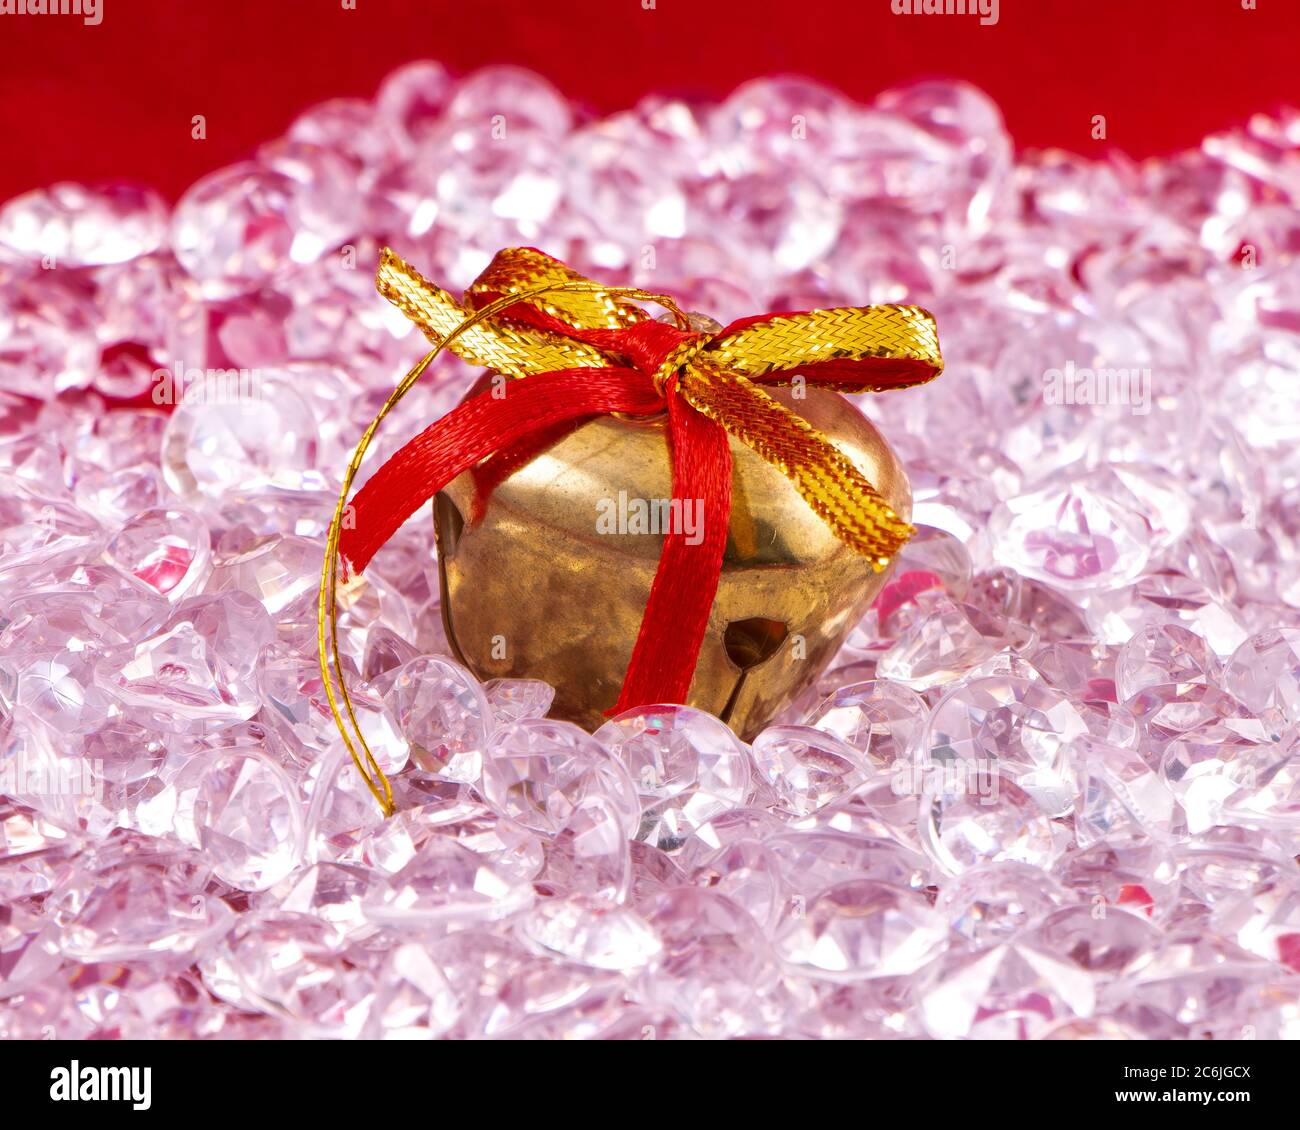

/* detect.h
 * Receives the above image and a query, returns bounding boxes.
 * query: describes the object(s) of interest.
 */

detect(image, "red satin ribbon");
[338,303,899,715]
[340,309,738,714]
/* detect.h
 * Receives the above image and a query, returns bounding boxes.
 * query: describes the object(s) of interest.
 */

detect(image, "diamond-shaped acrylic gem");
[383,654,490,781]
[363,834,533,926]
[751,724,871,817]
[921,768,1068,875]
[773,879,948,982]
[806,679,927,769]
[105,591,274,733]
[540,793,633,904]
[105,507,211,602]
[638,887,778,1037]
[519,896,660,971]
[481,717,639,835]
[1223,627,1300,731]
[595,704,751,854]
[989,481,1151,591]
[194,748,304,891]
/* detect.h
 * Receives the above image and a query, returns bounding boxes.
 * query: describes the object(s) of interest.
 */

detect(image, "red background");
[0,0,1296,204]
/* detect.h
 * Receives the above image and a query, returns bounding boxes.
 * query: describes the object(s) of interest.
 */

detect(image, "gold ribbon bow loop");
[706,304,943,391]
[376,249,613,377]
[375,246,943,567]
[465,246,649,332]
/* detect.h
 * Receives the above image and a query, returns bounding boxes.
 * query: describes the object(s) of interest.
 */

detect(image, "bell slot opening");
[719,617,789,727]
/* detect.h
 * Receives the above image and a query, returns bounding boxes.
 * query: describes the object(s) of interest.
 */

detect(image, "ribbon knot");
[320,246,943,815]
[647,330,714,398]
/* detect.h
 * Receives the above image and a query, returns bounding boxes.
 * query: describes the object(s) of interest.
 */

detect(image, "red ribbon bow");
[338,247,942,716]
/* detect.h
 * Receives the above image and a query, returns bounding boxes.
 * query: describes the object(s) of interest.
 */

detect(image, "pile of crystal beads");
[2,62,1299,1039]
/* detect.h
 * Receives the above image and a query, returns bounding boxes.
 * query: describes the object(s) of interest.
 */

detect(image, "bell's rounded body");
[434,383,910,740]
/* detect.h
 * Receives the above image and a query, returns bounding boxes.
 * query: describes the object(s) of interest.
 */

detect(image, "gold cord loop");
[319,266,699,816]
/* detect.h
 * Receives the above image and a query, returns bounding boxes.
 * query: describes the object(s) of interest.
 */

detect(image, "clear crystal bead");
[595,704,752,854]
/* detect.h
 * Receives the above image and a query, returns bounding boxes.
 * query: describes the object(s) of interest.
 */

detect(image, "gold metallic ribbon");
[377,247,942,564]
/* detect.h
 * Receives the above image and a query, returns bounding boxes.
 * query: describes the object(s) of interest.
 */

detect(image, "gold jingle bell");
[434,376,909,740]
[323,247,942,816]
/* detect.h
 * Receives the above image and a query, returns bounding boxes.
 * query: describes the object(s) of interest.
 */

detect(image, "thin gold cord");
[318,279,692,816]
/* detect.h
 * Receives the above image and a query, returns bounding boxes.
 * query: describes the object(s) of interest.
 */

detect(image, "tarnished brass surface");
[434,384,910,740]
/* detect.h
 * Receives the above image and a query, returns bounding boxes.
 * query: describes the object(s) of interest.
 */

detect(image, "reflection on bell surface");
[434,382,909,740]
